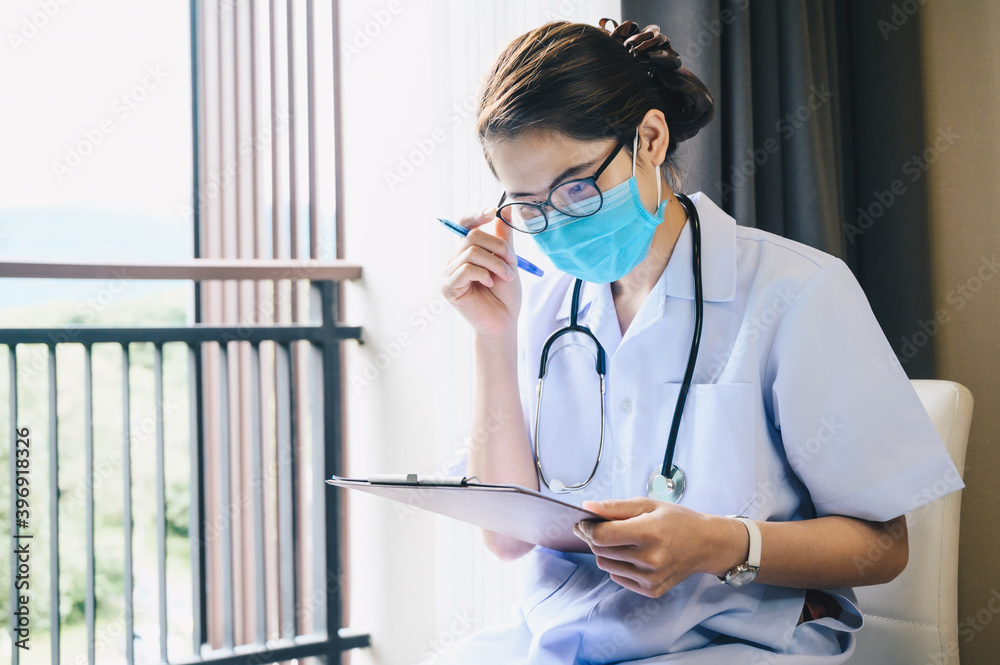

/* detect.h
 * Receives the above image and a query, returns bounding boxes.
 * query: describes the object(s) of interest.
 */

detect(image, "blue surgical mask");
[532,132,668,284]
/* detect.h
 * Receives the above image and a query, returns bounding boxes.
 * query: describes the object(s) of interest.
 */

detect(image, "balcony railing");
[1,258,368,665]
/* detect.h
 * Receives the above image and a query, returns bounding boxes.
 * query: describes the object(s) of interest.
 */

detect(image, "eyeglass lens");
[499,179,604,232]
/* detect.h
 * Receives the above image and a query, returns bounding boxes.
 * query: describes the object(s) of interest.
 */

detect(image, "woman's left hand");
[574,497,742,598]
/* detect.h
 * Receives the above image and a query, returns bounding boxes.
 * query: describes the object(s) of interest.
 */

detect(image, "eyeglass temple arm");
[495,136,624,211]
[594,137,628,181]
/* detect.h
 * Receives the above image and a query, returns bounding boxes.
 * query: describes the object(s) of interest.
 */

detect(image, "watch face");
[727,569,757,587]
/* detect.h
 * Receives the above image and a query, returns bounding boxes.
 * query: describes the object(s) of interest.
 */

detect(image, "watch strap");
[729,515,761,569]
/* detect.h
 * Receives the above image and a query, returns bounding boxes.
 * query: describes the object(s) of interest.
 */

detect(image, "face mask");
[532,130,668,284]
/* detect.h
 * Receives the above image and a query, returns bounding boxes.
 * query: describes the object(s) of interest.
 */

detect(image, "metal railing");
[2,258,369,664]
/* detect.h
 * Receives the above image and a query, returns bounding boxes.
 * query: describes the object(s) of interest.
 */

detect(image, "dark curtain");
[623,0,936,378]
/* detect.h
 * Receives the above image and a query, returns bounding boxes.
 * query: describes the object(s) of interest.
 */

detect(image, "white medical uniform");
[432,191,965,664]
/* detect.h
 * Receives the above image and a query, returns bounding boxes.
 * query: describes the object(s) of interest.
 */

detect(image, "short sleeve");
[766,258,965,522]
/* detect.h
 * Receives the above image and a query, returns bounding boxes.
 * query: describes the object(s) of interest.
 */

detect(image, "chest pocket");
[652,382,757,517]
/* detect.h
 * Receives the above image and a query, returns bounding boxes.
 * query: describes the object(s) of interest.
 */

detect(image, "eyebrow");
[508,159,599,199]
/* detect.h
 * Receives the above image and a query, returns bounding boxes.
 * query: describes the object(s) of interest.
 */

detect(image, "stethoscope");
[532,192,703,504]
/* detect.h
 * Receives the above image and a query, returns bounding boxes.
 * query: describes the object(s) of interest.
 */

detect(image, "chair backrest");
[849,380,973,665]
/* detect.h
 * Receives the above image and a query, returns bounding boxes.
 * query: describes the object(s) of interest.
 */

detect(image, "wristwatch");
[718,515,760,587]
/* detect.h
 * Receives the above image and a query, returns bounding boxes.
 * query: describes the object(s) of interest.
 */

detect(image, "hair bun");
[599,18,715,143]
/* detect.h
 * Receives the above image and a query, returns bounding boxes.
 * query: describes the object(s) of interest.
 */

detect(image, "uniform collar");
[555,191,737,321]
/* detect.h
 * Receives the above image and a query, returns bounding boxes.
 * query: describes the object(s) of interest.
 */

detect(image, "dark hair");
[476,20,714,191]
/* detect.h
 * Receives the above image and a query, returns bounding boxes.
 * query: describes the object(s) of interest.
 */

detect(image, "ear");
[637,108,670,168]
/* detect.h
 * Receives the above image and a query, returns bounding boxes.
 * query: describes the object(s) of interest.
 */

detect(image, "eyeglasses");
[495,137,627,234]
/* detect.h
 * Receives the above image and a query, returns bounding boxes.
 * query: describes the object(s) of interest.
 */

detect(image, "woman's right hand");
[441,207,522,339]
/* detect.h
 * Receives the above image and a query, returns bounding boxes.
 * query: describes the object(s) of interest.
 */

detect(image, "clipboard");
[326,473,608,553]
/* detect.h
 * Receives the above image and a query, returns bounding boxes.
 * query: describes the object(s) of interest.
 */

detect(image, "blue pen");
[437,217,544,277]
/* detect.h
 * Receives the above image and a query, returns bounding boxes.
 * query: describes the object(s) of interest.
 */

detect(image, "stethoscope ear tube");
[536,278,606,379]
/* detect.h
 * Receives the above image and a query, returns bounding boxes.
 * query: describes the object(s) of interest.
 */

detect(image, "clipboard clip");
[367,473,473,487]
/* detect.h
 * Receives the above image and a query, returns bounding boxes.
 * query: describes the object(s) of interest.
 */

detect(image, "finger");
[573,524,659,570]
[573,522,594,548]
[467,226,516,268]
[594,554,648,581]
[492,214,516,254]
[442,220,515,269]
[575,528,644,564]
[583,497,659,520]
[457,206,499,232]
[443,262,494,295]
[577,519,643,548]
[443,244,515,283]
[585,541,647,566]
[455,206,517,266]
[608,572,645,596]
[609,572,667,599]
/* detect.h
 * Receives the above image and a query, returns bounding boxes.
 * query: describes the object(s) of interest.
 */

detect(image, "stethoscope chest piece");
[647,464,686,503]
[533,192,702,502]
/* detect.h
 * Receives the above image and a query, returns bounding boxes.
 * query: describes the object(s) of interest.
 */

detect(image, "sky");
[0,0,193,222]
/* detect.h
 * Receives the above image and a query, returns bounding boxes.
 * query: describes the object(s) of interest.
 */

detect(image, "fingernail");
[506,265,515,280]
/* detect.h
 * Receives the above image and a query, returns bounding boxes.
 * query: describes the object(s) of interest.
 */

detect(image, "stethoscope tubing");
[658,192,703,481]
[533,191,704,496]
[534,279,607,493]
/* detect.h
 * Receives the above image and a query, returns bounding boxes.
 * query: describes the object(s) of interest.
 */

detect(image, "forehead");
[490,131,615,197]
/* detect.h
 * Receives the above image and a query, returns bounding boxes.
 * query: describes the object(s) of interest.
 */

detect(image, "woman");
[437,18,963,663]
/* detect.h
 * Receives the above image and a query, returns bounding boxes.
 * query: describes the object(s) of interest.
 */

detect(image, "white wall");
[338,1,619,663]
